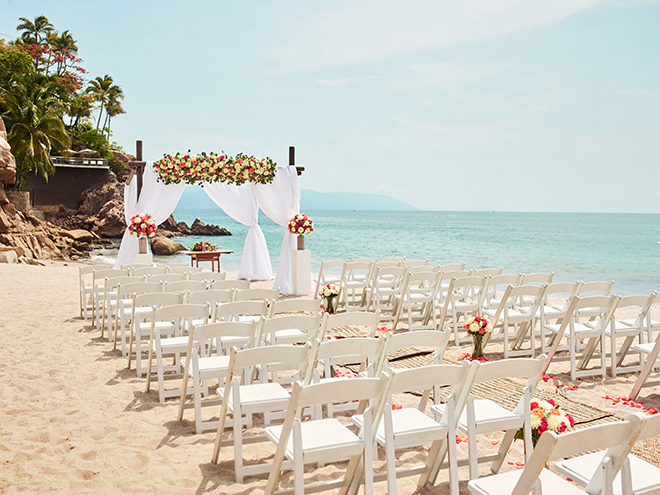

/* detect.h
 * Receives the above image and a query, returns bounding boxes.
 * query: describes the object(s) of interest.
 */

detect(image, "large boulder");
[150,235,185,255]
[63,229,96,243]
[0,117,16,185]
[190,218,232,236]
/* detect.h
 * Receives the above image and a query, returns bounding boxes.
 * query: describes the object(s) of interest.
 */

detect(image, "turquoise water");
[150,209,660,296]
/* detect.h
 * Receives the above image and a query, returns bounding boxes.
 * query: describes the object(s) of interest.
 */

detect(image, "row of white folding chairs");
[79,263,228,321]
[114,286,278,357]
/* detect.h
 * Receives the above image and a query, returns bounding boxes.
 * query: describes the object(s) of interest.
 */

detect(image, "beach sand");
[2,262,660,494]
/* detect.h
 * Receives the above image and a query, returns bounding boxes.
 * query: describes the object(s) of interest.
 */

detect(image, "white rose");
[530,414,541,429]
[547,414,564,432]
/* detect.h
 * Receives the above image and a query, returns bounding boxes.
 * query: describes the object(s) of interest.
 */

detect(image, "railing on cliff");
[51,156,108,168]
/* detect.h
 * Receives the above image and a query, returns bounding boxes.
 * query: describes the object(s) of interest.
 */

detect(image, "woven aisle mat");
[327,324,369,339]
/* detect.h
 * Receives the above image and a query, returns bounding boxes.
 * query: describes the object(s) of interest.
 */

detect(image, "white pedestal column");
[291,249,312,296]
[133,253,153,264]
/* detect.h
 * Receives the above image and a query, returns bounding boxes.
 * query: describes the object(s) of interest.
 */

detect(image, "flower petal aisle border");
[154,152,277,186]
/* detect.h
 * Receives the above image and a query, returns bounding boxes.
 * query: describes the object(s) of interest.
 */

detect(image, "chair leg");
[293,420,304,495]
[363,410,373,495]
[467,397,478,480]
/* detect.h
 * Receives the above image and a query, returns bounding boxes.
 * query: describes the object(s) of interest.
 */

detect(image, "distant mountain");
[175,185,418,211]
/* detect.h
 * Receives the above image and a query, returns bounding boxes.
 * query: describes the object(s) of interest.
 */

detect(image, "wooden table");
[179,250,233,272]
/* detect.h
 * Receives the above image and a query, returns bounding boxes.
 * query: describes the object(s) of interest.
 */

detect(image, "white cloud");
[267,0,604,72]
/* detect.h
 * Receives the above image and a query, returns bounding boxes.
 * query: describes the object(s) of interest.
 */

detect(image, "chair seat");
[268,329,308,344]
[603,320,643,336]
[192,355,231,375]
[538,305,565,318]
[555,450,660,495]
[152,336,189,353]
[353,408,448,447]
[266,418,364,463]
[630,343,655,355]
[227,382,290,413]
[136,321,175,336]
[545,322,601,338]
[434,399,522,433]
[468,466,585,495]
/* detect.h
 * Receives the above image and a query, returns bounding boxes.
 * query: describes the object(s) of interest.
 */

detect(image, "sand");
[1,262,660,494]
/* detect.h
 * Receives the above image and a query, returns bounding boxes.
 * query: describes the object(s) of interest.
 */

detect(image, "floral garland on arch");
[153,151,277,186]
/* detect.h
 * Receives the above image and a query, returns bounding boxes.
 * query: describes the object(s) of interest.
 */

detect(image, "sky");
[2,0,660,212]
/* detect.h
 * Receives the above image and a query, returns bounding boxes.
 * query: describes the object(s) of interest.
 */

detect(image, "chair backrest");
[258,314,322,345]
[613,294,654,326]
[95,268,129,280]
[104,275,135,291]
[578,280,615,296]
[234,288,280,302]
[268,298,321,317]
[163,280,207,293]
[160,262,188,269]
[315,260,347,299]
[489,273,523,289]
[520,272,554,286]
[133,291,182,310]
[472,356,548,414]
[120,263,151,271]
[186,289,233,306]
[192,320,258,354]
[211,279,250,290]
[436,263,466,272]
[574,294,620,325]
[511,414,645,495]
[404,259,428,268]
[343,261,374,281]
[387,330,450,365]
[168,265,203,275]
[132,266,168,277]
[472,268,503,277]
[380,257,405,263]
[374,260,402,270]
[543,281,583,305]
[408,266,437,275]
[229,342,313,385]
[146,273,186,285]
[116,281,161,298]
[316,333,391,375]
[152,303,210,334]
[438,269,470,283]
[325,311,380,338]
[351,258,376,263]
[189,271,227,283]
[490,284,547,322]
[214,300,269,322]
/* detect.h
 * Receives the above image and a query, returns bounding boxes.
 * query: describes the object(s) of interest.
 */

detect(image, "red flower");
[547,399,556,407]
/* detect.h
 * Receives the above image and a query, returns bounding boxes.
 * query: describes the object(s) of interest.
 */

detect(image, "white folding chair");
[189,270,227,286]
[629,328,660,400]
[100,275,135,338]
[132,266,168,277]
[341,260,375,312]
[168,265,204,276]
[113,281,162,356]
[366,266,409,325]
[314,333,391,418]
[176,320,259,434]
[472,268,503,278]
[536,281,583,353]
[214,300,270,351]
[268,298,321,318]
[314,260,347,301]
[399,270,440,332]
[468,413,645,495]
[145,303,210,403]
[544,295,620,381]
[263,371,394,495]
[436,263,466,272]
[556,412,660,495]
[127,292,183,377]
[145,273,185,287]
[211,343,315,482]
[483,273,522,310]
[186,289,234,327]
[440,276,490,345]
[621,291,660,344]
[78,265,97,319]
[437,356,547,481]
[403,259,429,269]
[601,294,654,377]
[91,268,129,328]
[483,284,547,358]
[520,272,554,287]
[260,314,322,350]
[577,280,616,319]
[325,310,381,339]
[353,361,475,495]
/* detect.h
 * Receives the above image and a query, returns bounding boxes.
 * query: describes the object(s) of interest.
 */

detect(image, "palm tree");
[16,15,53,45]
[102,85,125,137]
[48,30,78,75]
[86,74,114,130]
[1,74,70,190]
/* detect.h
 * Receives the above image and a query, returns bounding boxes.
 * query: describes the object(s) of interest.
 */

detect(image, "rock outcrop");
[78,174,123,216]
[190,218,232,236]
[0,118,16,186]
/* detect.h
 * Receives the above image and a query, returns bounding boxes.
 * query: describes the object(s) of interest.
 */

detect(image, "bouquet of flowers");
[288,214,313,235]
[221,154,277,186]
[514,398,575,447]
[189,240,218,252]
[319,283,340,314]
[464,315,493,359]
[128,214,157,237]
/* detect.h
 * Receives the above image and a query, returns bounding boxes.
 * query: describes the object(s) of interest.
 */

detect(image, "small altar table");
[180,250,233,272]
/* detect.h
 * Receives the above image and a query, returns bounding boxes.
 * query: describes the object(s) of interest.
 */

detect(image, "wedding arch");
[113,157,301,295]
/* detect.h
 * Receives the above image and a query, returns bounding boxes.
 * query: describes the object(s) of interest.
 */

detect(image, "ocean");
[94,209,660,296]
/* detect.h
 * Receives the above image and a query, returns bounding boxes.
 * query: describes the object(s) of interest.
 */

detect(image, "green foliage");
[68,119,110,156]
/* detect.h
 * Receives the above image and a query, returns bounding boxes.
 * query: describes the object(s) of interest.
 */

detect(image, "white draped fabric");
[201,182,272,281]
[113,163,185,269]
[252,166,300,294]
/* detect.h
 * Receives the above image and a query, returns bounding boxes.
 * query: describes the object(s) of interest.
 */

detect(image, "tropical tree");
[102,85,125,138]
[86,74,114,130]
[16,15,53,45]
[1,74,71,190]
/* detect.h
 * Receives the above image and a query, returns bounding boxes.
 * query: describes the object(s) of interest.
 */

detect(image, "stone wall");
[0,117,16,186]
